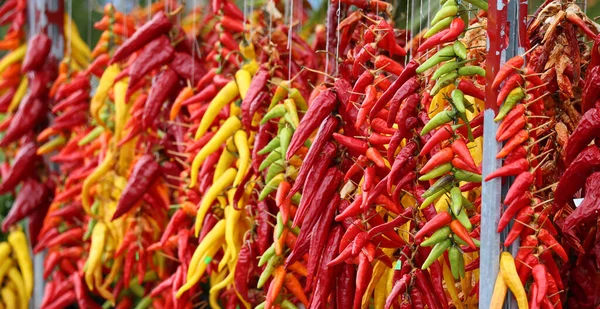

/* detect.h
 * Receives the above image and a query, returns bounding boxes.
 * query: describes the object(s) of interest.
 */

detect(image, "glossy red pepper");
[22,33,51,72]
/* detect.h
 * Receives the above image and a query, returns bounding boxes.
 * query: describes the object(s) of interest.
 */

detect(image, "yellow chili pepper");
[208,269,229,309]
[91,64,120,128]
[7,77,27,113]
[195,81,239,140]
[190,117,241,188]
[94,265,115,304]
[36,135,67,155]
[82,151,114,214]
[113,79,129,142]
[0,44,26,75]
[214,145,237,183]
[64,14,92,60]
[242,60,259,75]
[373,269,389,309]
[235,69,252,100]
[85,222,107,290]
[188,220,226,281]
[442,260,464,309]
[0,241,10,260]
[0,286,17,309]
[500,252,528,309]
[288,88,308,111]
[0,258,14,284]
[7,268,27,309]
[210,269,235,309]
[233,130,250,187]
[195,168,237,237]
[239,42,256,60]
[283,99,300,128]
[362,259,389,308]
[490,268,508,309]
[225,205,242,260]
[179,239,224,298]
[7,230,32,299]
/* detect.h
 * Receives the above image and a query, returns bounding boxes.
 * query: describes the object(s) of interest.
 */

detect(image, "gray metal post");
[27,0,63,308]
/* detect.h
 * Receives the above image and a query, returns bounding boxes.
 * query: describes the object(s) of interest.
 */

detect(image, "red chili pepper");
[441,17,465,41]
[498,193,531,232]
[485,158,529,181]
[127,35,175,97]
[497,115,527,142]
[537,228,568,262]
[310,225,343,308]
[333,133,369,154]
[414,211,452,242]
[349,70,374,109]
[417,29,451,52]
[22,33,51,72]
[504,206,534,247]
[0,142,37,194]
[457,79,485,101]
[496,129,529,158]
[555,146,600,208]
[420,147,454,174]
[344,155,368,182]
[55,75,90,101]
[142,68,179,130]
[286,89,338,160]
[352,43,377,78]
[112,155,160,220]
[387,77,420,127]
[414,269,443,309]
[420,124,454,156]
[2,179,49,232]
[306,195,340,288]
[289,141,337,200]
[504,171,534,205]
[374,55,404,75]
[492,56,525,90]
[496,74,525,106]
[45,227,84,248]
[564,108,600,165]
[110,11,172,64]
[370,60,419,119]
[366,147,387,168]
[0,96,46,147]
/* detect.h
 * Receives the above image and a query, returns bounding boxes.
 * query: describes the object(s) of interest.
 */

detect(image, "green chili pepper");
[258,245,276,267]
[424,16,454,38]
[421,109,457,136]
[288,88,307,111]
[420,185,451,209]
[255,302,266,309]
[259,173,285,201]
[266,159,286,183]
[431,60,471,80]
[422,239,452,269]
[259,150,282,171]
[258,137,281,155]
[453,41,468,60]
[284,113,297,129]
[494,87,525,122]
[450,89,466,114]
[454,169,482,183]
[458,66,486,77]
[261,105,287,124]
[257,255,283,288]
[456,207,473,230]
[416,45,456,73]
[291,192,302,205]
[442,0,457,7]
[431,71,459,96]
[279,126,293,157]
[422,175,456,198]
[275,212,285,239]
[450,186,463,216]
[448,246,464,279]
[83,219,97,241]
[420,226,452,246]
[281,300,299,309]
[431,5,458,26]
[133,297,152,309]
[78,126,105,146]
[462,0,488,12]
[419,163,453,181]
[453,233,479,247]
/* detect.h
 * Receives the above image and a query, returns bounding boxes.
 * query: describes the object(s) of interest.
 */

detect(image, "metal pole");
[480,0,507,307]
[27,0,63,308]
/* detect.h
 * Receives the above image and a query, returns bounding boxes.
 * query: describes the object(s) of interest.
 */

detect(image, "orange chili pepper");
[0,38,20,50]
[284,273,309,307]
[366,147,387,168]
[264,266,286,309]
[170,87,194,121]
[450,220,477,249]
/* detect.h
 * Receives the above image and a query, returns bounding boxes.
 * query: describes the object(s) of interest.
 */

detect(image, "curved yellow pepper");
[195,81,239,140]
[195,168,237,237]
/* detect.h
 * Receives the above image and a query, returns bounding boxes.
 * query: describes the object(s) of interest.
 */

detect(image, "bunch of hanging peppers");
[0,0,598,308]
